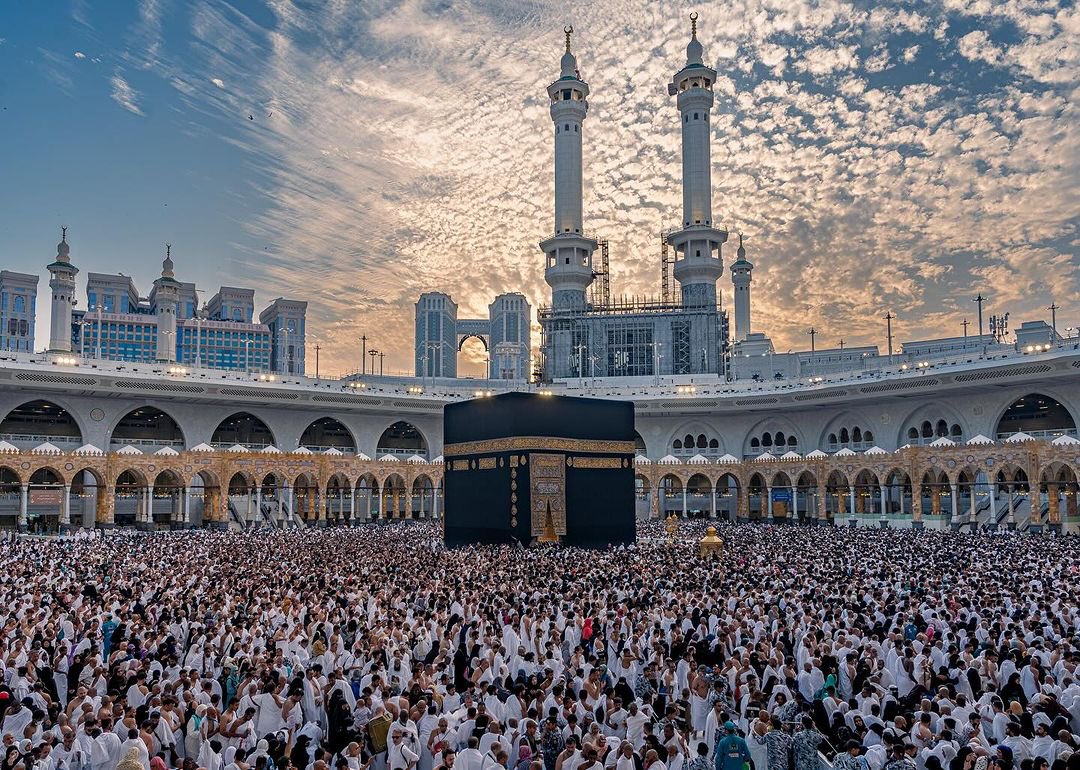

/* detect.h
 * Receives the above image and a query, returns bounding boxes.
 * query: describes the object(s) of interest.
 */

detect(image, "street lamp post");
[1048,301,1059,340]
[369,349,379,376]
[974,294,986,337]
[79,321,92,359]
[884,311,895,363]
[314,344,320,379]
[379,352,384,376]
[574,343,586,379]
[243,338,253,373]
[425,341,443,389]
[360,334,367,375]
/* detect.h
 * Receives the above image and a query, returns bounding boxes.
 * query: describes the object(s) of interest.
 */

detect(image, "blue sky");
[0,0,1077,375]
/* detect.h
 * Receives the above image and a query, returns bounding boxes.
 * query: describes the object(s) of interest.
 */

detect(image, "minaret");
[540,26,596,313]
[667,13,726,309]
[153,244,180,362]
[730,234,753,341]
[47,227,78,352]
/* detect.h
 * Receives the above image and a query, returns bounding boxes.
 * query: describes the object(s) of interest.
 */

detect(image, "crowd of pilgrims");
[0,522,1078,770]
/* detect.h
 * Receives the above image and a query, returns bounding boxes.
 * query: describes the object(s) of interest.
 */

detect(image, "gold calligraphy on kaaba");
[569,457,624,469]
[530,452,566,537]
[477,457,497,470]
[444,437,636,457]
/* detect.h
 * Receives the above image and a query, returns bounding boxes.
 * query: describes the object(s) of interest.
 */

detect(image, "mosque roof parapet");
[0,336,1078,410]
[31,441,64,455]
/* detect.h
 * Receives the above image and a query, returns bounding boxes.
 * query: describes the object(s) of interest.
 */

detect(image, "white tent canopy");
[1002,432,1034,443]
[1051,434,1080,445]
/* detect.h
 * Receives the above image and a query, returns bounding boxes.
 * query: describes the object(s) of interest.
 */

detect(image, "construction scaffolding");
[660,229,677,305]
[538,297,728,382]
[589,239,611,308]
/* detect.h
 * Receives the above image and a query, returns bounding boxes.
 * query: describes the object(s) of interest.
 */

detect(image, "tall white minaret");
[153,244,180,362]
[668,13,726,309]
[47,227,78,352]
[540,26,596,313]
[730,233,753,341]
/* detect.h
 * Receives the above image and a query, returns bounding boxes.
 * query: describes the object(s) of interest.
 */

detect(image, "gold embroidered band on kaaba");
[443,436,636,458]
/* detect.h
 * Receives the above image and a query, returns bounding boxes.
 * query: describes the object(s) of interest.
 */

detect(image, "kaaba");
[442,392,636,548]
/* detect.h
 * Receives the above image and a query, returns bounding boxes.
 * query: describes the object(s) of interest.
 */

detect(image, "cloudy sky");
[1,0,1077,376]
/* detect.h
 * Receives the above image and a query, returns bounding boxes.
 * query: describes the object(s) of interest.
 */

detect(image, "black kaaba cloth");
[442,392,636,548]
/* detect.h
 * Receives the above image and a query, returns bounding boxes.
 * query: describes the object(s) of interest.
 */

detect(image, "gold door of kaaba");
[529,452,566,537]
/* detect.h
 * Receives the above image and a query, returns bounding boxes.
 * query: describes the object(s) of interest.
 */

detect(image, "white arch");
[741,415,804,456]
[895,401,968,447]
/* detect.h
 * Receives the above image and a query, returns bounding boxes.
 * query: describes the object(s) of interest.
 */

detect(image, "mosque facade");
[0,17,1076,535]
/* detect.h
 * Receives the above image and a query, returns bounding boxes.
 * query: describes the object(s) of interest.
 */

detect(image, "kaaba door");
[529,452,566,538]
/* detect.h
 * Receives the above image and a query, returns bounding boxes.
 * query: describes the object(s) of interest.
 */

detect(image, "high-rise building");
[413,292,530,380]
[0,271,38,353]
[260,298,308,375]
[5,234,300,372]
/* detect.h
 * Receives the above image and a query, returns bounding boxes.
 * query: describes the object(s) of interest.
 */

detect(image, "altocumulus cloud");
[113,0,1080,374]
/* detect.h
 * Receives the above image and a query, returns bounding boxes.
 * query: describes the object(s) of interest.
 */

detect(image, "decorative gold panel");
[530,452,566,537]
